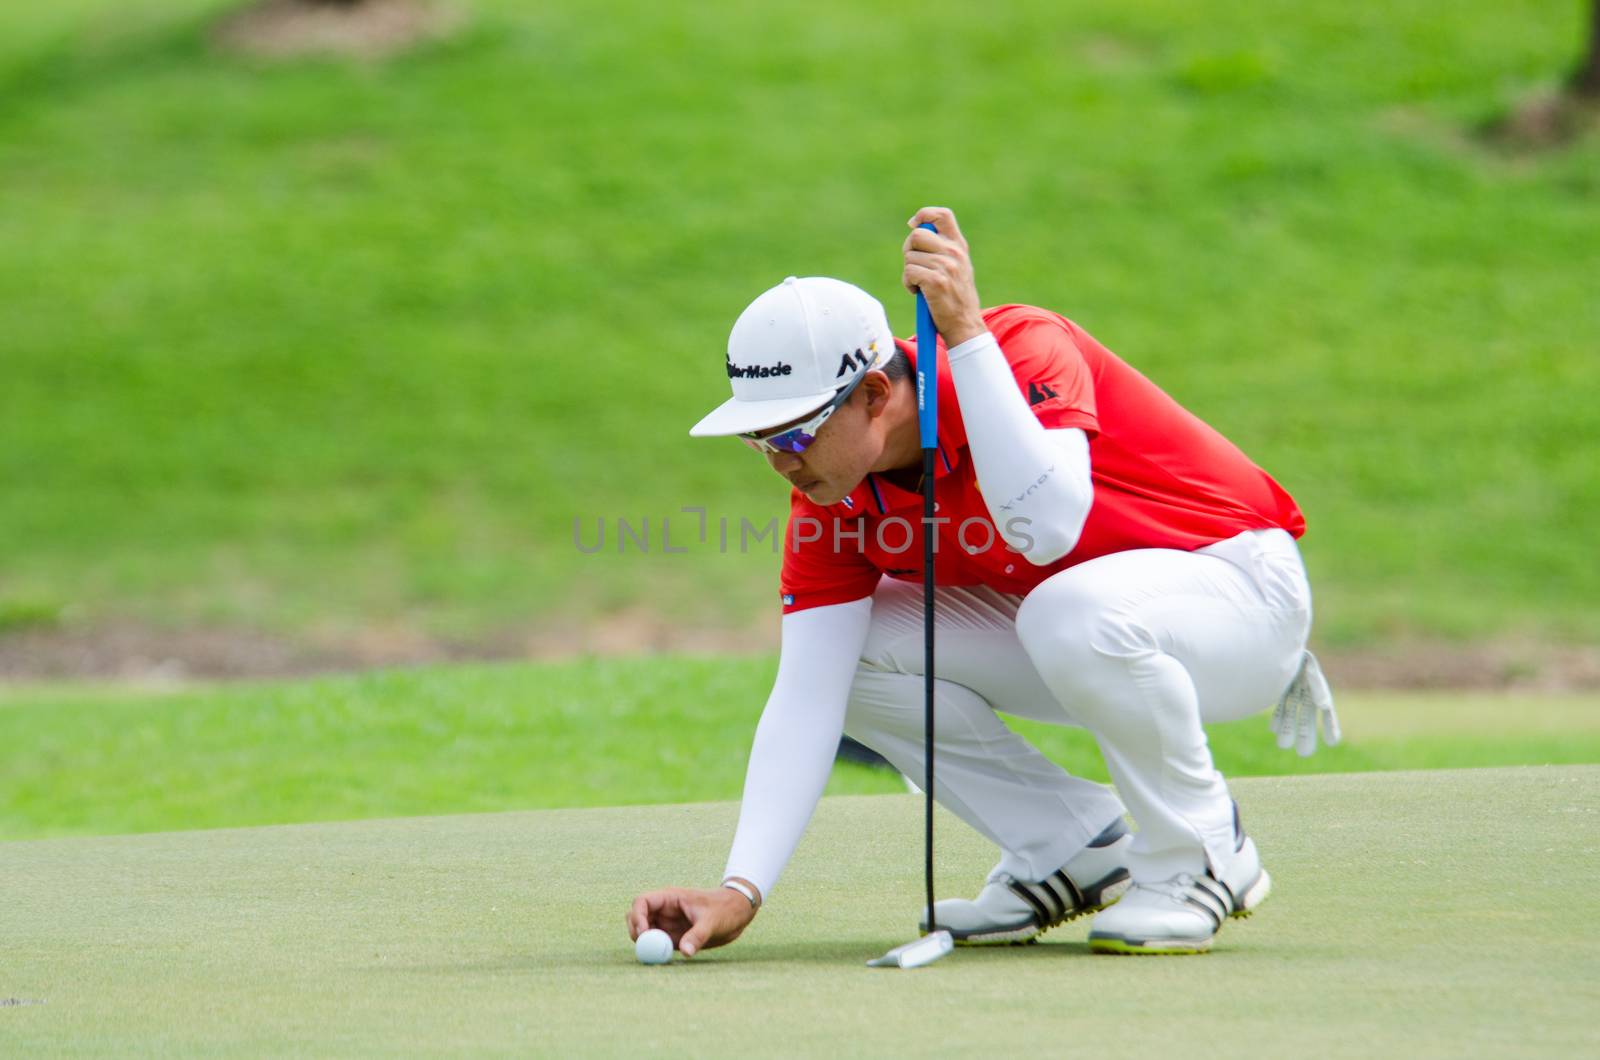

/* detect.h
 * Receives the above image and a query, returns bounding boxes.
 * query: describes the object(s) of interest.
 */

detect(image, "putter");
[869,221,954,970]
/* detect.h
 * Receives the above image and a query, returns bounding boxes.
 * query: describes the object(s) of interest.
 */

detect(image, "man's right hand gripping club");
[626,880,761,958]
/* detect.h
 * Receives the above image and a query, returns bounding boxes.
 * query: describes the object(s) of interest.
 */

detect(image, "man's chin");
[801,479,858,506]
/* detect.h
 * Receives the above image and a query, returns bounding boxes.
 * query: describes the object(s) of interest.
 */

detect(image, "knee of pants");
[857,627,901,675]
[843,665,916,736]
[843,667,989,744]
[1015,579,1155,714]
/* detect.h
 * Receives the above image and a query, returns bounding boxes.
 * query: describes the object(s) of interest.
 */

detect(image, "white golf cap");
[689,276,896,437]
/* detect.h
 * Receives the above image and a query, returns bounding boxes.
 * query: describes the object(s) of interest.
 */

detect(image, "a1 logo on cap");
[833,343,876,382]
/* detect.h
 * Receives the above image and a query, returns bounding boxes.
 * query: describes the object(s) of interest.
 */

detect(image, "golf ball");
[635,928,674,965]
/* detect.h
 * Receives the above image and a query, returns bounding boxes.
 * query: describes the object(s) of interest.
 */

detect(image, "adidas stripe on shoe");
[920,819,1133,945]
[1088,807,1271,955]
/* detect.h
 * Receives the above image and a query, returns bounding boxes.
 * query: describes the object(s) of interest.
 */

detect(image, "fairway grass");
[4,658,1600,840]
[3,767,1596,1056]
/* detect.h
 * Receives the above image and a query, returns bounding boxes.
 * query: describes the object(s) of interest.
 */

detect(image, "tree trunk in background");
[1574,0,1600,98]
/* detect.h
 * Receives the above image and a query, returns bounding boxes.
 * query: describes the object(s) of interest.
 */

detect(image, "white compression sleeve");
[947,331,1093,564]
[722,597,874,899]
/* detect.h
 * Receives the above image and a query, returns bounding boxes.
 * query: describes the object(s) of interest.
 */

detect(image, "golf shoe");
[920,819,1132,945]
[1088,807,1270,955]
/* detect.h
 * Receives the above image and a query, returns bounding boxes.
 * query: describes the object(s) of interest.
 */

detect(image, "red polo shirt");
[778,304,1306,614]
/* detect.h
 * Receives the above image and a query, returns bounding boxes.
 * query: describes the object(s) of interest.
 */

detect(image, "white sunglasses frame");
[739,365,871,455]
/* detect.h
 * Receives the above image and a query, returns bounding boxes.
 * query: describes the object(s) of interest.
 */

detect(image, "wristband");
[722,878,760,909]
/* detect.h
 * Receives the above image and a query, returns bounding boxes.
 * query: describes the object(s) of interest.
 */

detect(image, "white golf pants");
[842,528,1313,884]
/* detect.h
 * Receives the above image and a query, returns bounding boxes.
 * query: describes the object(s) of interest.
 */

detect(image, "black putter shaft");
[913,219,941,939]
[922,443,936,934]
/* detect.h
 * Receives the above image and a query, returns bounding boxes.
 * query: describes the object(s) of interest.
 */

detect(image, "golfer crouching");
[627,206,1338,958]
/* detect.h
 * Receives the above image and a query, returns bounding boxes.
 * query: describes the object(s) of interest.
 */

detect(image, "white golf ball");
[635,928,674,965]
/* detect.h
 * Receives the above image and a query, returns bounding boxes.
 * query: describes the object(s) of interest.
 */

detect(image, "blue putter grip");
[914,221,939,450]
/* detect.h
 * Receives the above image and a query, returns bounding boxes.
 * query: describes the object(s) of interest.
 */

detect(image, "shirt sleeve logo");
[781,593,795,606]
[1027,380,1059,406]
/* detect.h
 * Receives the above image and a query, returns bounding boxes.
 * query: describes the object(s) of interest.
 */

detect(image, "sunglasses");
[740,367,869,455]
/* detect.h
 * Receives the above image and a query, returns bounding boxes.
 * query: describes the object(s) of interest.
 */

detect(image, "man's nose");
[768,450,803,474]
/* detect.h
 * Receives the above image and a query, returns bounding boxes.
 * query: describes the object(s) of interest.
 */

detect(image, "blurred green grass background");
[2,0,1597,648]
[4,657,1598,840]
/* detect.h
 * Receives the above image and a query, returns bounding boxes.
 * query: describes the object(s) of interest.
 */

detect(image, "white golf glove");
[1270,650,1340,757]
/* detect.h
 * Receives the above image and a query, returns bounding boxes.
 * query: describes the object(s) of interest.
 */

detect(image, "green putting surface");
[4,767,1597,1055]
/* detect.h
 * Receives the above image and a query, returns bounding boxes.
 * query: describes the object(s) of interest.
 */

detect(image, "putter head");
[866,930,953,969]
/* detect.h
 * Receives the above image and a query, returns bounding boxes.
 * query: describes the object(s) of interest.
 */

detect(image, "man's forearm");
[721,599,874,898]
[721,691,842,899]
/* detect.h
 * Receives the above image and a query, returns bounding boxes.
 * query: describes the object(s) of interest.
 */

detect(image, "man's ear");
[860,371,893,418]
